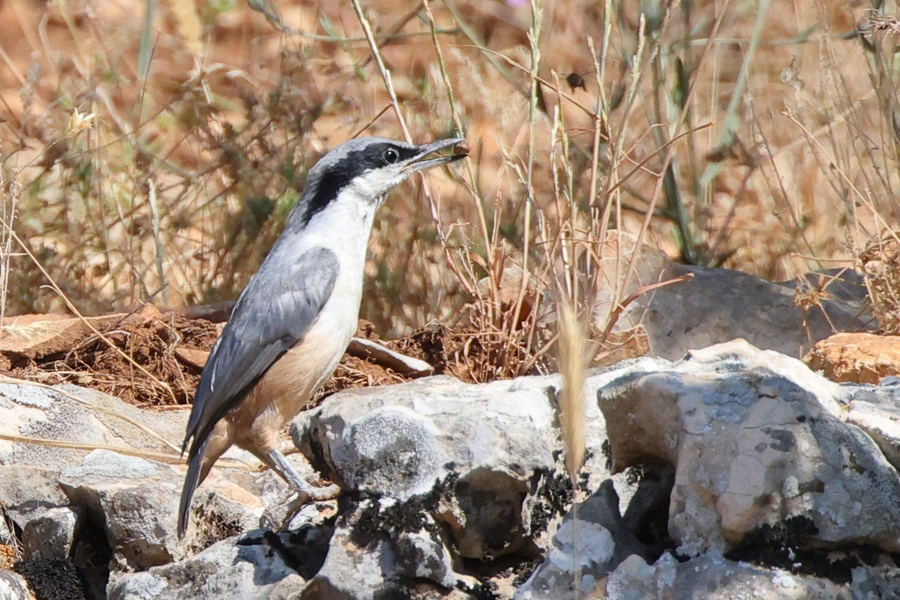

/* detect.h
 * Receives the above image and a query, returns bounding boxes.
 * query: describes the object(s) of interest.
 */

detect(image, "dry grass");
[556,301,586,483]
[860,230,900,334]
[0,0,898,380]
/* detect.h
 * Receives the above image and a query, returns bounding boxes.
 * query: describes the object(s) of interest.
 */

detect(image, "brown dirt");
[0,304,219,407]
[0,305,545,408]
[385,321,550,384]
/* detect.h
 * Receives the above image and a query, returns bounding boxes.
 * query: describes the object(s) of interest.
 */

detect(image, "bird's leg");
[263,449,341,502]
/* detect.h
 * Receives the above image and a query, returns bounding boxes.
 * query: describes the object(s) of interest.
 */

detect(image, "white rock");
[597,340,900,556]
[606,553,850,599]
[21,506,83,561]
[0,569,35,600]
[293,373,609,561]
[0,383,185,469]
[515,481,650,600]
[59,449,262,570]
[107,527,324,600]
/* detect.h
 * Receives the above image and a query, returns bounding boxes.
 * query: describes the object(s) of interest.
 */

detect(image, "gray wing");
[182,246,339,455]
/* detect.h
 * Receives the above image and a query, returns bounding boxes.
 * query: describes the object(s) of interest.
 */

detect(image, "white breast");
[282,184,380,385]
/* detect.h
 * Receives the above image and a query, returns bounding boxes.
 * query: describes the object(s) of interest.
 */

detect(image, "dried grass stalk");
[557,302,586,483]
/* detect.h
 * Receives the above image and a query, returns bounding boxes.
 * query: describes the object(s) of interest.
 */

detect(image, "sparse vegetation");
[1,0,898,382]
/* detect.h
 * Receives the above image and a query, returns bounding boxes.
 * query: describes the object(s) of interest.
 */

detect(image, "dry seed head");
[867,14,900,35]
[168,0,203,59]
[557,302,586,483]
[66,109,96,138]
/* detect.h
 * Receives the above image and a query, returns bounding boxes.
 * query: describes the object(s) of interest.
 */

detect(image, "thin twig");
[351,0,475,296]
[0,432,252,470]
[350,0,411,142]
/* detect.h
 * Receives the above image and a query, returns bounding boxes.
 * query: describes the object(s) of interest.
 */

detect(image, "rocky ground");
[1,235,900,599]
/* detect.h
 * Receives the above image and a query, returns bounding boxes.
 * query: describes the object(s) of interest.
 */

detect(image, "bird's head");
[294,136,467,228]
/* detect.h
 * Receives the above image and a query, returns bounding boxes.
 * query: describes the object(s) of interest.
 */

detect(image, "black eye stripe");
[298,141,419,225]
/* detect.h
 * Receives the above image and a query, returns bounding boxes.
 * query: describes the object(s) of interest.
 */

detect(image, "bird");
[178,135,467,538]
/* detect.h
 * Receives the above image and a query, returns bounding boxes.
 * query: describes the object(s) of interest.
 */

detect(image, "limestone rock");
[590,232,871,360]
[0,569,36,600]
[605,553,850,599]
[0,465,68,534]
[107,526,330,600]
[848,565,900,599]
[7,337,900,598]
[59,450,262,570]
[292,374,610,561]
[301,504,476,600]
[845,379,900,471]
[59,450,184,569]
[300,524,407,599]
[393,527,457,588]
[515,481,652,600]
[0,382,185,470]
[21,506,83,561]
[596,339,900,557]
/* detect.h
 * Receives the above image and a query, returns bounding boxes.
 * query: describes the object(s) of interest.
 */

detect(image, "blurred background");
[0,0,895,338]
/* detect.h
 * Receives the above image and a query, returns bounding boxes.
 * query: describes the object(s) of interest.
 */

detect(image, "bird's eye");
[382,148,400,164]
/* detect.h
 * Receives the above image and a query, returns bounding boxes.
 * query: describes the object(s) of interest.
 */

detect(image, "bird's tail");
[178,438,209,540]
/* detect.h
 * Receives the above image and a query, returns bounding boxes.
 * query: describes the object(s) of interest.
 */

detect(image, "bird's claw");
[294,482,341,504]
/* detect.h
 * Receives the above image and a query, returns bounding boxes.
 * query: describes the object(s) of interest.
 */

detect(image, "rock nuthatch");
[178,136,466,538]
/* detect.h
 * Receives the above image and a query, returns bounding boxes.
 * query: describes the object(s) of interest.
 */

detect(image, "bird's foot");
[264,449,342,503]
[292,480,341,504]
[275,483,340,530]
[262,480,341,530]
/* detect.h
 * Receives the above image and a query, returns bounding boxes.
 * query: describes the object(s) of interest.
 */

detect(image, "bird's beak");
[403,137,468,174]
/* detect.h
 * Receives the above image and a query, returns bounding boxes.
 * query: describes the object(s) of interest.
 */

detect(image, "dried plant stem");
[351,0,475,297]
[586,34,605,226]
[349,0,411,143]
[148,180,167,305]
[593,273,694,344]
[606,2,727,326]
[698,0,770,189]
[0,432,252,470]
[0,169,18,322]
[511,0,543,331]
[784,110,900,244]
[423,0,491,299]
